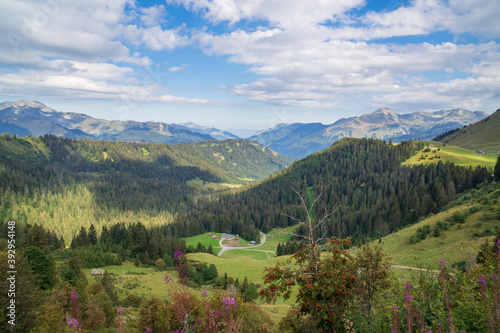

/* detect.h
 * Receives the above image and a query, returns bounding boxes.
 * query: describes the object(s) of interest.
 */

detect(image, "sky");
[0,0,499,136]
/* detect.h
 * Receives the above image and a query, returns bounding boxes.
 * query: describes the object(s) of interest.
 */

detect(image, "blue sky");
[0,0,499,136]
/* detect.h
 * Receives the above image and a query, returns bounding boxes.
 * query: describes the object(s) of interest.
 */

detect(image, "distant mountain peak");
[0,99,234,143]
[373,107,396,115]
[250,107,489,158]
[179,122,216,130]
[360,107,399,123]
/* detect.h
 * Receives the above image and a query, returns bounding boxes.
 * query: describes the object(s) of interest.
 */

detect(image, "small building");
[90,269,105,275]
[211,235,219,240]
[249,241,257,245]
[221,233,235,240]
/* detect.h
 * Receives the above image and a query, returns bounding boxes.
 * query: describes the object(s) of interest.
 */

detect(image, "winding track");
[217,231,267,257]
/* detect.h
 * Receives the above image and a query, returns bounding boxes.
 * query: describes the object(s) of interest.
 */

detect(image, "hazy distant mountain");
[250,107,489,158]
[0,100,237,144]
[176,122,238,140]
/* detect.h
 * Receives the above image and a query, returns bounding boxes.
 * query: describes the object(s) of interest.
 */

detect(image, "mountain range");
[250,108,489,158]
[0,100,236,144]
[0,100,490,158]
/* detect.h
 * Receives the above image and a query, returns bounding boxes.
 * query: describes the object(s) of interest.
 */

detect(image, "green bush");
[452,211,466,224]
[122,293,144,308]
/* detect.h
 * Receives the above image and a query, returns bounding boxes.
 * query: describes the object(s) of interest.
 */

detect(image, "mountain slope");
[0,100,235,144]
[176,122,238,140]
[434,109,500,153]
[173,138,491,241]
[251,108,489,158]
[377,181,500,270]
[0,134,294,242]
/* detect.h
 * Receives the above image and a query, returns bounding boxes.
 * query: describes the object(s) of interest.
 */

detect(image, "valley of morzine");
[0,111,499,332]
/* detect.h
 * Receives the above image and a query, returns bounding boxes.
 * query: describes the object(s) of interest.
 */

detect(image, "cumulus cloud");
[167,0,365,27]
[1,0,499,112]
[121,25,189,51]
[140,4,167,27]
[0,60,220,105]
[187,0,500,110]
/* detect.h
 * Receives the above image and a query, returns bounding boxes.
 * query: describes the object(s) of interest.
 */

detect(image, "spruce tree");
[100,271,118,305]
[88,224,98,245]
[23,246,55,290]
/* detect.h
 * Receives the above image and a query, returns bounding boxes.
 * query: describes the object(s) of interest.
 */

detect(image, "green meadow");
[184,232,223,254]
[376,183,500,270]
[403,141,497,169]
[83,261,174,301]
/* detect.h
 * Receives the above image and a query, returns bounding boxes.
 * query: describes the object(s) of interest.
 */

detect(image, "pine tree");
[240,276,249,294]
[100,225,109,244]
[276,243,282,256]
[100,271,118,305]
[23,246,55,290]
[88,224,98,245]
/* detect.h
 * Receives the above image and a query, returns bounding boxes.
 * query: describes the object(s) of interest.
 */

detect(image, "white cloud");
[195,20,500,108]
[122,25,189,51]
[0,59,221,105]
[140,4,167,27]
[167,0,365,28]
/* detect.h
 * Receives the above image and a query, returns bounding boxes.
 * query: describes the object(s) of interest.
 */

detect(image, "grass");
[186,178,243,191]
[402,141,497,169]
[221,249,273,260]
[376,183,500,270]
[83,261,174,301]
[258,225,296,252]
[440,110,500,153]
[184,232,223,254]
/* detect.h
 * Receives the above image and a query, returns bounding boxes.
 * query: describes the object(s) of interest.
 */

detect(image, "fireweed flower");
[215,311,221,317]
[117,307,124,314]
[67,318,78,327]
[174,251,183,259]
[164,275,173,284]
[404,282,411,291]
[439,260,446,265]
[496,239,500,247]
[478,278,487,287]
[446,318,451,322]
[222,297,236,309]
[201,290,208,297]
[70,291,79,300]
[145,329,150,333]
[393,304,399,309]
[405,295,413,301]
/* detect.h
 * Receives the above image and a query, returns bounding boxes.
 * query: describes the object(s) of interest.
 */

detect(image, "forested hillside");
[0,134,292,243]
[175,138,492,243]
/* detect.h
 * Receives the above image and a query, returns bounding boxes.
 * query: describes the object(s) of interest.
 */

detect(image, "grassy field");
[82,255,296,324]
[220,249,273,260]
[258,225,296,252]
[187,178,243,191]
[184,232,223,254]
[83,261,174,301]
[376,183,500,270]
[402,141,497,169]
